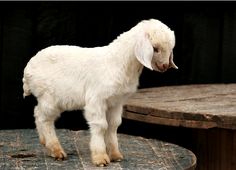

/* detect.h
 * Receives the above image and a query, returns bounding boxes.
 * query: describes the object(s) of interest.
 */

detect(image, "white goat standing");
[22,19,178,166]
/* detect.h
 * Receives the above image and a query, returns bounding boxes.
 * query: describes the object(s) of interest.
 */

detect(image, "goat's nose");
[162,63,169,70]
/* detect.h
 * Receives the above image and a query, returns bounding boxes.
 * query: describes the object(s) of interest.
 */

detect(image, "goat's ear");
[134,33,154,70]
[169,52,178,69]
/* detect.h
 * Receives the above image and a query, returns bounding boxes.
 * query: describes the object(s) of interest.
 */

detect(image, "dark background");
[0,1,236,141]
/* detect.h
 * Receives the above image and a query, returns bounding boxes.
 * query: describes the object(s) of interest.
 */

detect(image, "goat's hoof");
[110,151,124,162]
[54,153,67,161]
[40,138,46,146]
[92,153,110,167]
[50,148,67,160]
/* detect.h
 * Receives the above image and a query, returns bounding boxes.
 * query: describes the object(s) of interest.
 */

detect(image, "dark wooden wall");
[0,2,236,129]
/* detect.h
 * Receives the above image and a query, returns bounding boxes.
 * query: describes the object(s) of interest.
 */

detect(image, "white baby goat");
[23,19,178,166]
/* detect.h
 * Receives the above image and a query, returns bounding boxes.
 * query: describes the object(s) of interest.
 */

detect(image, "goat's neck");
[108,31,144,83]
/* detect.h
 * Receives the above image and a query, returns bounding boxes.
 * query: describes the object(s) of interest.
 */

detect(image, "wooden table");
[0,129,196,170]
[123,84,236,170]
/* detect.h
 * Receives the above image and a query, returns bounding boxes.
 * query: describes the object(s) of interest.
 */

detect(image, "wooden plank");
[233,131,236,168]
[124,84,236,129]
[0,129,196,170]
[190,128,236,170]
[123,111,217,129]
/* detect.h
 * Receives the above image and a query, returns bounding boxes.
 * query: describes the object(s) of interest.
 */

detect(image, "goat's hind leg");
[34,102,67,160]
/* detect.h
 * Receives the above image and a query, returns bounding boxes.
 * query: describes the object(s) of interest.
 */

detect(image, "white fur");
[22,19,177,166]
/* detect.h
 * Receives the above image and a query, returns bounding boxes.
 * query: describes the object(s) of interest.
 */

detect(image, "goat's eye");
[154,47,159,53]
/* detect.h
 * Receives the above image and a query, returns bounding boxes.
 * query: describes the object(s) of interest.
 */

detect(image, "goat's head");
[134,19,178,72]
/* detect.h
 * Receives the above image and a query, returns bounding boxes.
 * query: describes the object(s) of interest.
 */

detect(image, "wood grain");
[190,128,236,170]
[124,84,236,129]
[0,129,196,170]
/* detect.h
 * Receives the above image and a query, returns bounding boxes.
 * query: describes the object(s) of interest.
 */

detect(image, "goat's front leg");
[105,104,124,162]
[84,101,110,167]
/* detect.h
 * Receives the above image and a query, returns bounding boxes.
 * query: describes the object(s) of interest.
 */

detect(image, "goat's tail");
[22,75,31,98]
